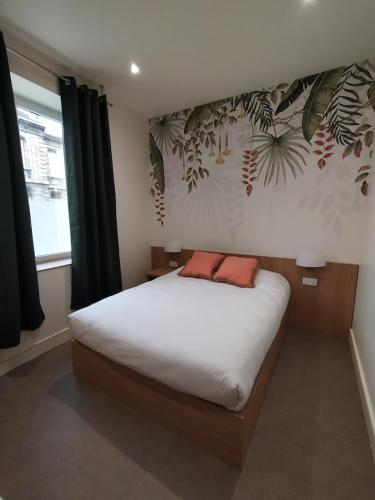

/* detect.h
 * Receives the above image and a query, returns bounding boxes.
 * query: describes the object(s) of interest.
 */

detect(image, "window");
[11,74,71,260]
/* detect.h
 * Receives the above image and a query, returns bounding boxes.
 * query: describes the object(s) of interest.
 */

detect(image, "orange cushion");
[179,251,225,280]
[213,256,259,288]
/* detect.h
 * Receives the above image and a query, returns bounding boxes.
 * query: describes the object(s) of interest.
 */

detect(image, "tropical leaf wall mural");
[149,60,375,226]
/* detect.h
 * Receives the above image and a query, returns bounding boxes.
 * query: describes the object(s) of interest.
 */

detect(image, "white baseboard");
[349,328,375,464]
[0,327,71,376]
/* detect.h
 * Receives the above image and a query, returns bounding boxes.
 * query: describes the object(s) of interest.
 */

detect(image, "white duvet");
[69,269,290,411]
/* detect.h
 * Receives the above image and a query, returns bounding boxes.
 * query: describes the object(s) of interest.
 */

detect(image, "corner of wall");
[0,328,70,376]
[108,103,151,288]
[349,328,375,464]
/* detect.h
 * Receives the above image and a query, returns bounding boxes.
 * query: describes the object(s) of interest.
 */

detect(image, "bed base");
[71,312,287,470]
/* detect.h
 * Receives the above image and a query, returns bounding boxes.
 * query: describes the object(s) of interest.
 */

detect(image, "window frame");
[15,95,71,264]
[35,251,71,265]
[15,94,63,123]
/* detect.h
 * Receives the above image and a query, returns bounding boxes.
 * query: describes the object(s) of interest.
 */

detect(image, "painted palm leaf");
[275,74,318,115]
[184,99,229,134]
[367,82,375,111]
[302,67,344,142]
[232,91,273,131]
[150,113,182,154]
[252,131,309,186]
[324,64,373,145]
[149,133,165,194]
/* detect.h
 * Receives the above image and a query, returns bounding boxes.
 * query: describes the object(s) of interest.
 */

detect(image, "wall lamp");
[164,240,182,268]
[296,251,326,286]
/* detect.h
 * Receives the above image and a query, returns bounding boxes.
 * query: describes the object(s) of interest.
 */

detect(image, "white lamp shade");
[164,240,182,253]
[296,251,326,268]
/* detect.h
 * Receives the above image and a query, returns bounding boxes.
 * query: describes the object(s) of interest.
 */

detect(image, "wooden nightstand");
[147,267,174,281]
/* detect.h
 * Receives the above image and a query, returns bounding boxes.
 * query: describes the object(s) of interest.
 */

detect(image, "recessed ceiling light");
[304,0,315,3]
[131,63,140,75]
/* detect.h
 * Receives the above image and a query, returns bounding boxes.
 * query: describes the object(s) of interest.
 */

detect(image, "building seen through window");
[14,98,71,258]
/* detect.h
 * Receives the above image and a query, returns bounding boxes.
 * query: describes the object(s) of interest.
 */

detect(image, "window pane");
[16,106,71,257]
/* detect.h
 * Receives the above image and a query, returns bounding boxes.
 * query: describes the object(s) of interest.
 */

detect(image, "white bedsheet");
[69,269,290,411]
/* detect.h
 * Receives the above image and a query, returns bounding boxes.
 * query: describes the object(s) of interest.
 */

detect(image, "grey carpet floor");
[0,331,374,500]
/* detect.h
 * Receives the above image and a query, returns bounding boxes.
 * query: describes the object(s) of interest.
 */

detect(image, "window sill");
[36,258,72,272]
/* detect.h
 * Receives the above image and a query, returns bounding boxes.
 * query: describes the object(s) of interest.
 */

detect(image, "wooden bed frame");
[71,246,359,468]
[71,312,287,469]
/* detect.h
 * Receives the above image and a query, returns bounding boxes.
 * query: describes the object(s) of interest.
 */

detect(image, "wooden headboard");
[151,246,359,338]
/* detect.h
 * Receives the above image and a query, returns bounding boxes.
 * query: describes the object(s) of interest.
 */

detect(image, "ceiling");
[1,0,375,117]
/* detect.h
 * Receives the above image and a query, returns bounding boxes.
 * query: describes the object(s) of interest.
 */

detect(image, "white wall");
[352,183,375,456]
[151,156,366,263]
[109,105,150,289]
[0,31,150,374]
[0,265,71,375]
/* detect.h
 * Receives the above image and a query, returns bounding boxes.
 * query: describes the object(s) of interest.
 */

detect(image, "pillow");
[213,256,259,288]
[179,251,225,280]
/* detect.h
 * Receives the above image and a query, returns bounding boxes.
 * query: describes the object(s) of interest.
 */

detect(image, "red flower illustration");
[241,149,258,196]
[154,191,165,225]
[313,125,335,169]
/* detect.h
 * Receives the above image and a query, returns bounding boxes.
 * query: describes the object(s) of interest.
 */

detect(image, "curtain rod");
[6,46,113,107]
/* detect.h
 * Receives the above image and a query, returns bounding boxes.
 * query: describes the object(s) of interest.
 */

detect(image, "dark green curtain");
[59,77,122,310]
[0,32,45,348]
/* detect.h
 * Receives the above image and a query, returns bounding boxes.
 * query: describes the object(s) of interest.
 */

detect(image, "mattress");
[69,268,290,411]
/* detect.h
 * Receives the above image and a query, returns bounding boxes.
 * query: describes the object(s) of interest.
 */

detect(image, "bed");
[70,267,290,468]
